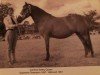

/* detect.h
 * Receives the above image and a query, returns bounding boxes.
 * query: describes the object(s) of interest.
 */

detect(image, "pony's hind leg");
[76,32,94,57]
[76,33,89,57]
[86,32,94,57]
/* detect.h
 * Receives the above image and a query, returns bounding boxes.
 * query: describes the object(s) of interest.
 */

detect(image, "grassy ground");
[0,35,100,68]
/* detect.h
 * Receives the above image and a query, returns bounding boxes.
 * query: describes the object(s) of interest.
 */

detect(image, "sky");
[1,0,100,23]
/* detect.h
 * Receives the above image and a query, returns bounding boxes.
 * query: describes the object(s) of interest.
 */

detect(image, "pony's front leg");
[44,36,50,61]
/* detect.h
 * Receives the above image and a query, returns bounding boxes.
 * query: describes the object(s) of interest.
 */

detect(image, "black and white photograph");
[0,1,100,74]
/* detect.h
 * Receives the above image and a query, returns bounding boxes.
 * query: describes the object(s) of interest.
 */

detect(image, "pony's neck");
[30,5,51,24]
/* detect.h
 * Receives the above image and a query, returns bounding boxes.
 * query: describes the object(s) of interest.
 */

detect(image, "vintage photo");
[0,0,100,68]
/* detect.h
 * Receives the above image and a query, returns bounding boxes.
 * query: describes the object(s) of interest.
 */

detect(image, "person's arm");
[13,16,21,26]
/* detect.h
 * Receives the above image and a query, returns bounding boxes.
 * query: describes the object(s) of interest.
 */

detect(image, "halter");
[24,5,31,16]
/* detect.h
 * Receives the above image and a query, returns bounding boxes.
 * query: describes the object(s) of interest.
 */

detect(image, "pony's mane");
[28,4,83,18]
[29,4,52,16]
[67,13,83,17]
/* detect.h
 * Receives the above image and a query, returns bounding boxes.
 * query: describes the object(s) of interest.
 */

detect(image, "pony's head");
[20,2,32,19]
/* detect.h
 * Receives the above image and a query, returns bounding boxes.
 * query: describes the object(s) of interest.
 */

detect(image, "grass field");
[0,35,100,68]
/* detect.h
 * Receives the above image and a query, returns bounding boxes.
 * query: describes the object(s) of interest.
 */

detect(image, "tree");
[84,10,99,31]
[0,3,12,22]
[0,3,12,37]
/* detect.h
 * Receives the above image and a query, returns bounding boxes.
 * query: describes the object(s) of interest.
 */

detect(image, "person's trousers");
[6,30,18,53]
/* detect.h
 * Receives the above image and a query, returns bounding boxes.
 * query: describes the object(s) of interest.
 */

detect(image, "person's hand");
[17,23,21,25]
[16,24,21,27]
[14,25,18,27]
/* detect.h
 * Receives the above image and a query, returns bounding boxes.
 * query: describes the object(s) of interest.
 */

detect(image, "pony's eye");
[23,6,27,9]
[23,7,25,9]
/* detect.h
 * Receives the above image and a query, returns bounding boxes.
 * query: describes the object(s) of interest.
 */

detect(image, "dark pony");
[19,2,94,61]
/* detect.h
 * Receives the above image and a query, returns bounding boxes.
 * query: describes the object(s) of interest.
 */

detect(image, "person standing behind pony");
[4,8,18,65]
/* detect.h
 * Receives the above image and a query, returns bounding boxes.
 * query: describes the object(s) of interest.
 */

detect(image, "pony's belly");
[51,32,73,39]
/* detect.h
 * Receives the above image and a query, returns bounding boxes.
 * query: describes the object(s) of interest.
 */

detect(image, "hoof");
[8,61,13,65]
[44,58,49,61]
[85,53,88,58]
[85,55,88,58]
[91,54,94,58]
[12,60,17,64]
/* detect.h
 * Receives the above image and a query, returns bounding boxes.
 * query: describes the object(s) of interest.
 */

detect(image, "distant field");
[0,35,100,68]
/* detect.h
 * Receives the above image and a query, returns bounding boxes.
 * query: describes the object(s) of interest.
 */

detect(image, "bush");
[0,3,12,36]
[0,3,12,22]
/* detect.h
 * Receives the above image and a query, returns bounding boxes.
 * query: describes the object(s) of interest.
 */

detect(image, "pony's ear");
[25,2,28,5]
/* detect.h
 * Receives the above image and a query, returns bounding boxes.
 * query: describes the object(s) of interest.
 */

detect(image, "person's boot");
[12,52,17,64]
[8,51,13,65]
